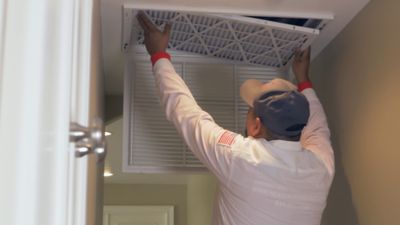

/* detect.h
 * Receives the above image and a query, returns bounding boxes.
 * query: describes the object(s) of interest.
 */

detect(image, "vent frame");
[122,8,325,68]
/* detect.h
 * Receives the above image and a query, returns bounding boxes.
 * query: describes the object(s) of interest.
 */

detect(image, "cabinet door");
[0,0,104,225]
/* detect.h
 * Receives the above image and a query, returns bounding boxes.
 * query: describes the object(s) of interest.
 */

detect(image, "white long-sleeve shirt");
[152,58,334,225]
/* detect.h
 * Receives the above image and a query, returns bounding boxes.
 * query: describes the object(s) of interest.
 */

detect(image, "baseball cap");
[240,78,310,137]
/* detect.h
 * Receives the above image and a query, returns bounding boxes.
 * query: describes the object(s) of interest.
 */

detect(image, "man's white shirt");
[152,58,334,225]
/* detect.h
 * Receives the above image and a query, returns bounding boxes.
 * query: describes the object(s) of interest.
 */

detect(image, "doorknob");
[70,117,106,160]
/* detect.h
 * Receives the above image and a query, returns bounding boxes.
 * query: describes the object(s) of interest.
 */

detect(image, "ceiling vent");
[122,9,326,68]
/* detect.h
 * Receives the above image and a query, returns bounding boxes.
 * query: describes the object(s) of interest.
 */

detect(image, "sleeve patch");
[217,131,237,147]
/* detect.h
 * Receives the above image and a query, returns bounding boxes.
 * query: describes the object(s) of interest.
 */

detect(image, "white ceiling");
[101,0,370,184]
[101,0,370,95]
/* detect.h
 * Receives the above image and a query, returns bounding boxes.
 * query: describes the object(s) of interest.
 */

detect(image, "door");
[0,0,104,225]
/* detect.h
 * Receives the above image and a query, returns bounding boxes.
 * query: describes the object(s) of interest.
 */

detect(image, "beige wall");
[104,175,217,225]
[187,174,217,225]
[104,184,187,225]
[311,0,400,224]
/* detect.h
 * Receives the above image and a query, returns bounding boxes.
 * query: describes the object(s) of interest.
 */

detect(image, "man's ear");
[254,117,264,137]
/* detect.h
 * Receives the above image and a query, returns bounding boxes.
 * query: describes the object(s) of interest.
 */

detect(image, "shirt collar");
[268,140,302,151]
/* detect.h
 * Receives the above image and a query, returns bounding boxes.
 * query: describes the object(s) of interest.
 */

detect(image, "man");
[137,11,334,225]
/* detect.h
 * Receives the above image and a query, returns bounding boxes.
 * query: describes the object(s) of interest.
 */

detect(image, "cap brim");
[240,79,264,107]
[239,78,297,107]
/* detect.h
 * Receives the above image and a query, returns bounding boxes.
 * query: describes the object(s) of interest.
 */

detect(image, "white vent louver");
[123,9,319,68]
[124,56,281,173]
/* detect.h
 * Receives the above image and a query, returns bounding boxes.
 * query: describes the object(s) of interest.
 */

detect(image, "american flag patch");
[217,131,237,146]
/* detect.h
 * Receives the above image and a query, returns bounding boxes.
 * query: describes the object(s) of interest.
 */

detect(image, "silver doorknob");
[70,117,106,160]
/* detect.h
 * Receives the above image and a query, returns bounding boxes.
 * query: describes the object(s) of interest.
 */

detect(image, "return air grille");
[123,54,282,173]
[124,9,319,68]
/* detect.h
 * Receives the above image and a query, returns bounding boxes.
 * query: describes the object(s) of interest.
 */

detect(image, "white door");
[0,0,104,225]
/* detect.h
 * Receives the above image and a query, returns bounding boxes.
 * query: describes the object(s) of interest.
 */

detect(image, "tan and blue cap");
[240,78,310,138]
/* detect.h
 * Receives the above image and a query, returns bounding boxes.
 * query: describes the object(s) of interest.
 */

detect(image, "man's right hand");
[292,47,311,83]
[136,11,172,55]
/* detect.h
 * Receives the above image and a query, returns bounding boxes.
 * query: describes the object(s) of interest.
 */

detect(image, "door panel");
[0,1,75,225]
[71,0,105,224]
[87,0,105,224]
[0,0,104,225]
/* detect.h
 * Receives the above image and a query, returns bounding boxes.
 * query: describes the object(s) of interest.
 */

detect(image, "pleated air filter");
[123,9,320,68]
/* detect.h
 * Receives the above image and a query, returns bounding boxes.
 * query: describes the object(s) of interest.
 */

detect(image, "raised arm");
[136,12,237,179]
[292,47,334,174]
